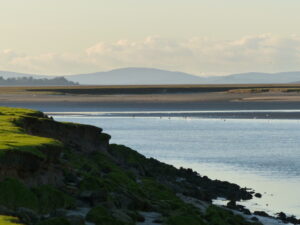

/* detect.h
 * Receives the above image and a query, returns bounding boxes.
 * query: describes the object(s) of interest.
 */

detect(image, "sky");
[1,0,300,76]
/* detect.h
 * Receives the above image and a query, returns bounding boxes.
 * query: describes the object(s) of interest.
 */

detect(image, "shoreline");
[0,106,298,224]
[1,84,300,118]
[0,106,274,225]
[48,110,300,120]
[1,87,300,224]
[53,114,300,222]
[3,99,300,119]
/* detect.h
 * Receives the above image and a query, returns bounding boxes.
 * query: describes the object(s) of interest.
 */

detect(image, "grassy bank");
[0,107,62,159]
[0,106,264,225]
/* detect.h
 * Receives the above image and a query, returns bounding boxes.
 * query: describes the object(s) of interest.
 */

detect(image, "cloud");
[1,34,300,75]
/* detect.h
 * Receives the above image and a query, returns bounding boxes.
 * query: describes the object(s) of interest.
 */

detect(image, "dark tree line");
[0,76,79,86]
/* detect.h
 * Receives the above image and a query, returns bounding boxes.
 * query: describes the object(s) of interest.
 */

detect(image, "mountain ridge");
[1,68,300,85]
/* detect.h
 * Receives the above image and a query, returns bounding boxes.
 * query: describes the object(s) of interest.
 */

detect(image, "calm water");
[54,115,300,217]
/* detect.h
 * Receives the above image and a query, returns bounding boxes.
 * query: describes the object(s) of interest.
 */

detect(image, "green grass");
[0,178,39,210]
[0,216,24,225]
[0,177,75,214]
[0,107,62,159]
[36,217,70,225]
[33,185,75,214]
[86,206,133,225]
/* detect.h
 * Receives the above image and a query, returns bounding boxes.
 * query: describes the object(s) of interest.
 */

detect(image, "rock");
[111,209,133,224]
[16,207,39,225]
[226,201,251,215]
[242,208,251,215]
[254,211,271,217]
[79,190,107,206]
[37,217,71,225]
[251,216,259,222]
[0,205,13,216]
[226,200,236,209]
[276,212,286,221]
[50,209,68,218]
[66,215,85,225]
[153,218,163,223]
[136,213,145,222]
[254,193,262,198]
[79,190,93,199]
[110,193,133,209]
[286,216,300,224]
[64,172,79,184]
[126,210,145,222]
[276,212,300,224]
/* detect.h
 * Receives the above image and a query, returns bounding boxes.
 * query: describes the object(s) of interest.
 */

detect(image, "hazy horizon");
[2,67,300,78]
[1,1,300,76]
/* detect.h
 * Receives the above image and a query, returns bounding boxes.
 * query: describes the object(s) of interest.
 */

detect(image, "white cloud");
[1,34,300,75]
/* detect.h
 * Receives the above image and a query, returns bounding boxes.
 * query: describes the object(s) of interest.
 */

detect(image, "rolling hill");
[67,68,204,85]
[1,68,300,85]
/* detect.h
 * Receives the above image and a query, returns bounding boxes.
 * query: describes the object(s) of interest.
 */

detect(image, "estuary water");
[53,113,300,218]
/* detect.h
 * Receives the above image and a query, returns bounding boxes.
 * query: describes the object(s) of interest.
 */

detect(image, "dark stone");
[64,172,79,184]
[0,206,13,216]
[79,190,107,206]
[136,214,145,222]
[49,209,68,218]
[242,208,251,215]
[66,215,85,225]
[276,212,287,220]
[254,211,271,217]
[254,193,262,198]
[276,212,300,224]
[16,207,39,225]
[226,200,236,209]
[251,217,259,222]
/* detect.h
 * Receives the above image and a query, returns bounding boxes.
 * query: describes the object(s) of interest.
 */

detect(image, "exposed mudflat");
[1,84,300,119]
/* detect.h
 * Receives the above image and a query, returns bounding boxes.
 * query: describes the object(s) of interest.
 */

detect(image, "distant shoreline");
[47,110,300,120]
[3,99,300,118]
[1,85,300,119]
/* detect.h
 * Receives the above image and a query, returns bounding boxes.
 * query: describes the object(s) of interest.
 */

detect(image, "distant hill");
[67,68,204,85]
[205,72,300,84]
[0,71,48,79]
[1,68,300,85]
[61,69,300,85]
[0,76,78,86]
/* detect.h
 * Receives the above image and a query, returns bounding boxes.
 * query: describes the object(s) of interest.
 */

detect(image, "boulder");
[254,193,262,198]
[254,211,271,217]
[66,215,85,225]
[16,207,39,225]
[49,209,68,218]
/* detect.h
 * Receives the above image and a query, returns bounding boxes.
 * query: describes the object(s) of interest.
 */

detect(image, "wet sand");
[1,85,300,119]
